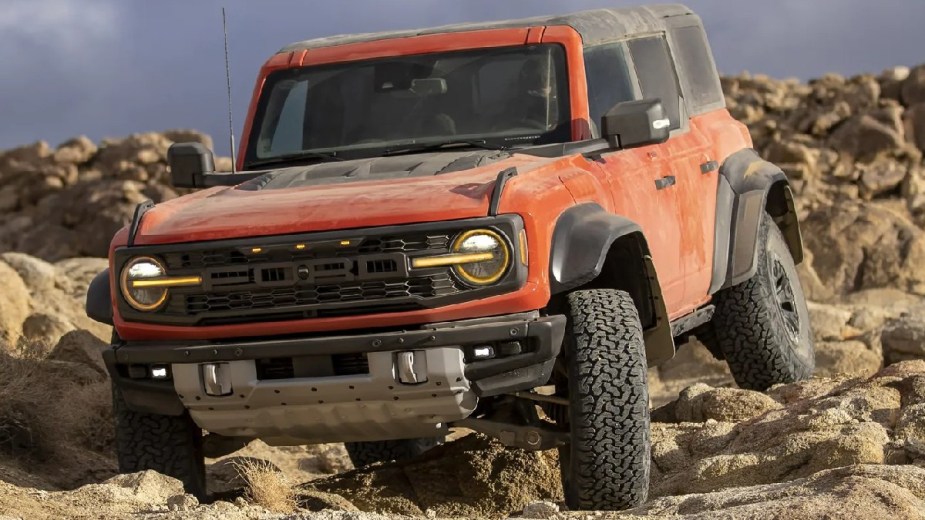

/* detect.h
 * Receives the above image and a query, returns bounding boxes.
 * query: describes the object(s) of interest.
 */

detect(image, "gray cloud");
[1,0,922,154]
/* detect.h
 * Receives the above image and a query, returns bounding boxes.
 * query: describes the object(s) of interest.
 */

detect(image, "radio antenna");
[222,7,236,173]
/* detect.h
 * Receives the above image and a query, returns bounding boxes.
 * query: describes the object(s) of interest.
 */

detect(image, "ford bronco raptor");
[86,4,814,511]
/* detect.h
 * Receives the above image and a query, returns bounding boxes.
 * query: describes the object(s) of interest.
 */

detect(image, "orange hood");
[134,152,549,246]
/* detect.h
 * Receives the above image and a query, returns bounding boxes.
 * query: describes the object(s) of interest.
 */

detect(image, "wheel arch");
[549,203,674,365]
[709,148,805,292]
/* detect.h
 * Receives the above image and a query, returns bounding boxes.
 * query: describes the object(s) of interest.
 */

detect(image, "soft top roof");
[280,4,696,53]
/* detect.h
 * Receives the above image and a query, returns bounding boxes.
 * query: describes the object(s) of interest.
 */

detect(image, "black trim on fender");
[708,176,734,295]
[548,203,675,366]
[488,167,518,217]
[710,148,805,291]
[549,203,642,294]
[127,200,155,247]
[85,269,114,325]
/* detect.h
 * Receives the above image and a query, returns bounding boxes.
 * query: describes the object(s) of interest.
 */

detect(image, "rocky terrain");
[2,64,925,519]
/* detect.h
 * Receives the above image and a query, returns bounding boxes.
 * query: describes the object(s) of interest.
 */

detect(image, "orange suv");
[86,4,814,510]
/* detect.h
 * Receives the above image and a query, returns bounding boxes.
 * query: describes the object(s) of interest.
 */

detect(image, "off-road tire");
[345,437,443,468]
[559,289,649,511]
[112,385,206,498]
[710,212,815,391]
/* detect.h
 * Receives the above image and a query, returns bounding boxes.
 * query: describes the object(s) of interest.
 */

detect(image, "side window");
[669,25,724,110]
[583,43,636,134]
[627,36,682,130]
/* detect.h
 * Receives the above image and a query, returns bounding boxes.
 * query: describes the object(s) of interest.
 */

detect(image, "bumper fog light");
[150,365,169,380]
[472,345,495,359]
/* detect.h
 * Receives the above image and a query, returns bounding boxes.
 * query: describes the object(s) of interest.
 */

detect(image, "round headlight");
[120,256,168,311]
[452,229,510,285]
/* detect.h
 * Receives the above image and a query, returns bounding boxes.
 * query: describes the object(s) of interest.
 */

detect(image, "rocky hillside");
[2,65,925,519]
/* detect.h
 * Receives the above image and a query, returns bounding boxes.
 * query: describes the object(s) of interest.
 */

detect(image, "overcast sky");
[1,0,922,155]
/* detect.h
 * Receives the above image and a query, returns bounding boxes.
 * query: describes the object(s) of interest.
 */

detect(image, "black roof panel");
[280,4,696,53]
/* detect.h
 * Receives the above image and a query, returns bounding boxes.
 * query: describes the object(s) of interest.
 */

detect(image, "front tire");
[112,385,206,498]
[559,289,650,511]
[345,437,443,468]
[709,212,815,390]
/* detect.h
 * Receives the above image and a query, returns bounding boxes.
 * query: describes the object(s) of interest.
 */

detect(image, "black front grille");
[161,233,450,270]
[115,216,525,326]
[183,273,458,314]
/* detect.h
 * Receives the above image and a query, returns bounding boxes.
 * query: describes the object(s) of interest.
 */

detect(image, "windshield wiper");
[383,139,510,156]
[247,151,345,169]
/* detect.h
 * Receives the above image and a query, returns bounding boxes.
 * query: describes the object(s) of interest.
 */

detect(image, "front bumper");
[104,312,565,444]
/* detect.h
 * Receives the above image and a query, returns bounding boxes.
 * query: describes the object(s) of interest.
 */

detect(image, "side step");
[670,305,715,337]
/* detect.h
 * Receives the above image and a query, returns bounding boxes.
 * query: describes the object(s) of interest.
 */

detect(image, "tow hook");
[201,362,233,396]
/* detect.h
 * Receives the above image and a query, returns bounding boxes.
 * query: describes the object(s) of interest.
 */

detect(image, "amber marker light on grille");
[251,247,263,253]
[295,243,307,250]
[340,240,351,246]
[130,276,203,288]
[411,252,495,268]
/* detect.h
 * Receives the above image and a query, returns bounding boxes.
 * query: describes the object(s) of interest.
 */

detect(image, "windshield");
[244,44,570,166]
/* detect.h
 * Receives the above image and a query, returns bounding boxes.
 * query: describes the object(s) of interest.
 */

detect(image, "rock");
[882,66,911,83]
[166,493,199,511]
[0,252,58,293]
[801,203,925,297]
[305,434,562,518]
[649,364,917,499]
[857,158,907,198]
[666,383,782,423]
[46,330,108,377]
[100,470,185,505]
[809,302,855,341]
[902,166,925,212]
[53,136,97,165]
[904,102,925,153]
[162,129,214,151]
[814,340,883,378]
[521,500,560,518]
[21,313,75,347]
[828,107,905,161]
[629,465,925,519]
[901,64,925,106]
[882,312,925,365]
[0,260,31,347]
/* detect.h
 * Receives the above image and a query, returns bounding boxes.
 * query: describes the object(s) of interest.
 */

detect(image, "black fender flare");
[549,203,674,365]
[86,269,114,325]
[709,148,805,292]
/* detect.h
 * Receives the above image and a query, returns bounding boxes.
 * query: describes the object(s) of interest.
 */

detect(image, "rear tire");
[710,212,815,390]
[559,289,649,511]
[345,437,443,468]
[112,385,206,498]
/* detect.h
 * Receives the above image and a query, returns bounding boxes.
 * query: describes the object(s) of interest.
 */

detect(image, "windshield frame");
[242,42,572,169]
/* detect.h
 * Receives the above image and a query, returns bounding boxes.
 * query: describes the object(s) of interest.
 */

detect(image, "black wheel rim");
[769,252,801,340]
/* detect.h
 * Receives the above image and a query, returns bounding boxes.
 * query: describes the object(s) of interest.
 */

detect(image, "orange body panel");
[115,26,753,342]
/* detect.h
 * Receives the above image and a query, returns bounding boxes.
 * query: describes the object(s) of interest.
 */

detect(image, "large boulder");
[46,330,108,378]
[801,202,925,298]
[0,260,31,348]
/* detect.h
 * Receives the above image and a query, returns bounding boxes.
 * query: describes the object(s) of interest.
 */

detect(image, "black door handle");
[655,176,676,190]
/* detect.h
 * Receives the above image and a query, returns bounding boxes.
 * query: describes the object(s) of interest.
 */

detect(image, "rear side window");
[627,36,682,130]
[669,25,724,110]
[583,43,636,134]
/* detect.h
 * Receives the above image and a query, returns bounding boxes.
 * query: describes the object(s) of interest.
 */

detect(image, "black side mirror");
[601,99,671,149]
[168,143,215,188]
